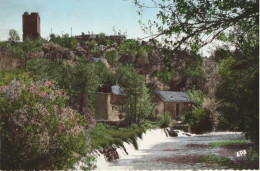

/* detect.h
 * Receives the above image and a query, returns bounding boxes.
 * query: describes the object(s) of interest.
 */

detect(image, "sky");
[0,0,224,57]
[0,0,157,41]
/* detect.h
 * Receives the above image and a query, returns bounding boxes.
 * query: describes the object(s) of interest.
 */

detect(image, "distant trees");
[8,29,20,42]
[50,33,79,50]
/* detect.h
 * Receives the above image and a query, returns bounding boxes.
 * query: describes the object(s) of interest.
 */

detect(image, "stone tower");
[22,12,40,41]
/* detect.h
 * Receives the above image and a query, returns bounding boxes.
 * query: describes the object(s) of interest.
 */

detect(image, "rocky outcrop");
[146,75,171,91]
[165,128,178,137]
[99,145,120,162]
[0,47,22,71]
[73,46,88,57]
[42,43,77,66]
[172,123,189,132]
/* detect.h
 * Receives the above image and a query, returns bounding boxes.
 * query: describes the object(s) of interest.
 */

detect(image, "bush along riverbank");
[74,122,161,170]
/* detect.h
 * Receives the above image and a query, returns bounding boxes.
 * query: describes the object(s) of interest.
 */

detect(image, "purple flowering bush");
[0,77,88,170]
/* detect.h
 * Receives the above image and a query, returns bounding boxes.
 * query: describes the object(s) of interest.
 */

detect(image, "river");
[95,129,246,170]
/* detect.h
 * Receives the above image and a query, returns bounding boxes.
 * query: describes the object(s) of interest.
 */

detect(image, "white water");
[74,129,172,170]
[96,129,187,170]
[74,129,245,170]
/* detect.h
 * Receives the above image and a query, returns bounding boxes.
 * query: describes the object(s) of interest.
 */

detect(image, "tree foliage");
[133,0,258,51]
[50,34,79,50]
[215,14,258,142]
[8,29,20,42]
[0,73,87,169]
[118,64,153,125]
[105,49,117,66]
[27,57,114,110]
[134,0,259,142]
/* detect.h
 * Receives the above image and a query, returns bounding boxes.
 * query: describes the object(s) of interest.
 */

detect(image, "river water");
[96,129,246,170]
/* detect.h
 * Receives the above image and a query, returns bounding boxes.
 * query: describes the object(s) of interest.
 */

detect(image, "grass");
[197,154,238,169]
[209,140,248,148]
[197,154,231,165]
[197,154,259,170]
[89,123,145,150]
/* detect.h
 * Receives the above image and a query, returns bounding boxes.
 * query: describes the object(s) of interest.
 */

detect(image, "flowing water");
[75,129,246,170]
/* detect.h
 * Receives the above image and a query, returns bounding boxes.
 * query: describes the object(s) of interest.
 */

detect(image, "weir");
[74,129,192,170]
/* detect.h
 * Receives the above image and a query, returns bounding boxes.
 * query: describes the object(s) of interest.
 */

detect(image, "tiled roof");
[111,85,126,96]
[155,90,190,102]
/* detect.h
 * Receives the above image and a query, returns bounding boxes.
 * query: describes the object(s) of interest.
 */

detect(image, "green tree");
[215,18,258,142]
[9,37,46,70]
[27,57,114,110]
[8,29,20,42]
[118,39,138,55]
[119,65,153,126]
[105,50,117,66]
[134,0,258,51]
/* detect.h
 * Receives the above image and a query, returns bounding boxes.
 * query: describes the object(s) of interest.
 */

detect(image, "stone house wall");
[95,93,110,120]
[152,93,192,120]
[152,94,165,116]
[165,102,191,120]
[95,93,125,120]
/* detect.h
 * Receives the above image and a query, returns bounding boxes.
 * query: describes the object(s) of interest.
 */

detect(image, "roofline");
[154,90,191,103]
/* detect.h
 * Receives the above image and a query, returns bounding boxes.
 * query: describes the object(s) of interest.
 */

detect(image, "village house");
[95,85,126,120]
[153,90,192,120]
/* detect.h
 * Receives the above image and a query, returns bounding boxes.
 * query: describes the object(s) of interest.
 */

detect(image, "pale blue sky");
[0,0,158,40]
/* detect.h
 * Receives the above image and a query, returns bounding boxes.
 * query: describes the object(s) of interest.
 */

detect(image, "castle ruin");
[23,12,40,41]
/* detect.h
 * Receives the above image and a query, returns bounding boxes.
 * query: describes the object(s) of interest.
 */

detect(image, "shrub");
[87,40,98,49]
[157,112,172,128]
[184,108,212,134]
[141,120,159,130]
[0,78,87,170]
[105,50,117,66]
[89,123,144,150]
[50,34,79,50]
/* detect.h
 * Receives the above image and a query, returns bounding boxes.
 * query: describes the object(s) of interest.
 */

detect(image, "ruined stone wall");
[108,104,123,120]
[94,93,109,120]
[152,95,165,117]
[95,93,125,121]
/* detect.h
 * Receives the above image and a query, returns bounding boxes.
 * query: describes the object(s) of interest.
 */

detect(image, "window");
[112,106,117,110]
